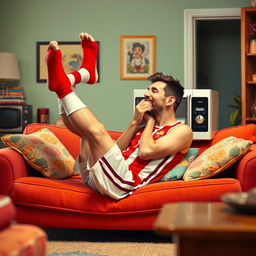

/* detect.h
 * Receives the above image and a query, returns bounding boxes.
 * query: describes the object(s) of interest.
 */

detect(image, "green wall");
[0,0,248,131]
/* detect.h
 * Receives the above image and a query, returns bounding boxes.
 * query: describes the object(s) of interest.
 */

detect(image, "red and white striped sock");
[66,40,98,85]
[80,39,98,84]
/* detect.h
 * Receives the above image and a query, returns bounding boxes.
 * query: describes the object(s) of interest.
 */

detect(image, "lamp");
[0,52,20,85]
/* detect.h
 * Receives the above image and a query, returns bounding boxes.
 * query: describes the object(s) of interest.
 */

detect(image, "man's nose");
[144,90,150,97]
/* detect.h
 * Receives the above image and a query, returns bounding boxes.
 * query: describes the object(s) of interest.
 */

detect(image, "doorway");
[184,8,241,129]
[196,19,241,129]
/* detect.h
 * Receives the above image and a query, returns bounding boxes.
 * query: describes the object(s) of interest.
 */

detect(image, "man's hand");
[116,99,153,151]
[143,112,155,123]
[133,99,153,124]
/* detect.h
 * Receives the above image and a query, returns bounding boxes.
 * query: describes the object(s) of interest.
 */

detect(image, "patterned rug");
[46,241,176,256]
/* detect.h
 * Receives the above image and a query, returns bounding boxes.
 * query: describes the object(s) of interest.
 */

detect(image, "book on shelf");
[0,86,26,104]
[0,86,23,90]
[0,101,25,105]
[0,95,25,99]
[0,86,24,95]
[0,92,24,96]
[0,94,25,99]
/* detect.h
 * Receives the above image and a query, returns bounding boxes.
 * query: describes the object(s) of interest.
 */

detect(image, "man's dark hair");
[148,72,184,111]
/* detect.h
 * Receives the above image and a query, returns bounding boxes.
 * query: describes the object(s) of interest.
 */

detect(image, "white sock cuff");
[58,86,78,115]
[57,98,65,115]
[61,92,87,116]
[78,68,90,83]
[67,74,75,86]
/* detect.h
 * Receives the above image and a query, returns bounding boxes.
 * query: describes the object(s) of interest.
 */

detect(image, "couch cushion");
[12,176,241,217]
[24,124,81,159]
[190,124,256,154]
[212,124,256,144]
[1,128,76,179]
[183,136,252,182]
[160,148,199,181]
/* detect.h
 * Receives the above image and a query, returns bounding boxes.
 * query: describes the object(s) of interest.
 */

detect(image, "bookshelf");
[241,7,256,124]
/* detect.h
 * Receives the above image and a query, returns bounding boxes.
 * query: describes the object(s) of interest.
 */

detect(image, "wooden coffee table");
[154,202,256,256]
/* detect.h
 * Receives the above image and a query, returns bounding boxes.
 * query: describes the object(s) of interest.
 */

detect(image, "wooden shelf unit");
[241,7,256,124]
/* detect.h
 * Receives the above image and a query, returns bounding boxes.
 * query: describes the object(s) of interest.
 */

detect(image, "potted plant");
[229,95,241,126]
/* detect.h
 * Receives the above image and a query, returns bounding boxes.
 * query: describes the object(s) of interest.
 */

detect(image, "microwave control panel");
[191,97,208,132]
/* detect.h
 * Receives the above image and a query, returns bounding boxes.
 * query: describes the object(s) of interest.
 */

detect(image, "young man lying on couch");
[46,32,192,200]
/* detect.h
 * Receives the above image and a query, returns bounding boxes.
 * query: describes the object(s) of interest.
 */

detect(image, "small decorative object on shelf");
[249,23,256,53]
[252,74,256,82]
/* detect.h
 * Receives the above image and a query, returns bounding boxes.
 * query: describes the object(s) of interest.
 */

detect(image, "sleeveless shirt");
[122,122,185,187]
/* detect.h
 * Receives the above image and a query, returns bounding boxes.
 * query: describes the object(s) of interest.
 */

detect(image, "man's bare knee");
[86,122,109,139]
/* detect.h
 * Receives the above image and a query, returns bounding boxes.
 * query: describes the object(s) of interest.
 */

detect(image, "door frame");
[184,8,241,89]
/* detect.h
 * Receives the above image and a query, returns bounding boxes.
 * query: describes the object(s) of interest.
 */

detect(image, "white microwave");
[133,89,219,140]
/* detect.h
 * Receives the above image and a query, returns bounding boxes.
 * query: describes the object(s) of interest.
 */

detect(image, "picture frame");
[120,35,156,80]
[36,41,100,83]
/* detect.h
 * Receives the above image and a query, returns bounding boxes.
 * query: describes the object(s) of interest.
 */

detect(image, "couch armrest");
[0,147,29,195]
[236,144,256,192]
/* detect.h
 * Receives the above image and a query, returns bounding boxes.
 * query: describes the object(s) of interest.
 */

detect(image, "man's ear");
[166,96,176,107]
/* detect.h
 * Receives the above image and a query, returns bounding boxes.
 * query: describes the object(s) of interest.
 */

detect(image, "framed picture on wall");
[120,35,156,80]
[36,41,100,83]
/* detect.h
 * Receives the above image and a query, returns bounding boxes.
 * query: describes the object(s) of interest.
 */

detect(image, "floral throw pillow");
[160,148,199,181]
[1,128,77,179]
[183,136,252,182]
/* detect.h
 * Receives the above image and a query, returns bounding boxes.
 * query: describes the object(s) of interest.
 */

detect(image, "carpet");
[46,241,176,256]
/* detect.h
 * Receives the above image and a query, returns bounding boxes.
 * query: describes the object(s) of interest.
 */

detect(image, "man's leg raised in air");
[56,33,98,133]
[46,36,114,167]
[50,33,98,162]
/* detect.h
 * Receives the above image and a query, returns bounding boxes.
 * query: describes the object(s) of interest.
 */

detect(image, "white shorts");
[74,143,135,200]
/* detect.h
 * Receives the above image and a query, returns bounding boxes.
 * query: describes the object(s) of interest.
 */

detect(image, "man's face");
[144,82,169,115]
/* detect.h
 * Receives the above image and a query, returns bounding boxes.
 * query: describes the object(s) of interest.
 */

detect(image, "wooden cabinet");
[241,7,256,124]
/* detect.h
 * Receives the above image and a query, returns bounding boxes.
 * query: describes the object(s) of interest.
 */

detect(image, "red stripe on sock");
[71,71,82,84]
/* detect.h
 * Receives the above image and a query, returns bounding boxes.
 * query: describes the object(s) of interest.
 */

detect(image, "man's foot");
[48,41,59,51]
[79,32,98,84]
[46,41,73,98]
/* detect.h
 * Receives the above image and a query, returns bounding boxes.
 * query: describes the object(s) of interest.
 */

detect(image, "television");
[0,105,32,133]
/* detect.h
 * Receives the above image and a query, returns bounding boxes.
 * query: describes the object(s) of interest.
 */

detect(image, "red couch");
[0,123,256,230]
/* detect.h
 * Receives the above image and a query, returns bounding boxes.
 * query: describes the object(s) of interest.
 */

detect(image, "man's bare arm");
[139,121,193,160]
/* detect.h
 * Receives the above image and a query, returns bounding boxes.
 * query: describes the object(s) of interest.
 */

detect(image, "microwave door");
[176,95,190,125]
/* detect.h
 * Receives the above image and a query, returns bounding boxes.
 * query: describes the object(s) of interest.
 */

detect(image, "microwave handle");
[187,94,191,126]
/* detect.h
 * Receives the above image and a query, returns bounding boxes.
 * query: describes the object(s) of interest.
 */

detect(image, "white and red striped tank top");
[122,122,185,187]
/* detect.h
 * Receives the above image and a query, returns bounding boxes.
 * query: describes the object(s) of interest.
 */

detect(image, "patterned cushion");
[183,136,252,182]
[160,148,199,181]
[1,128,76,179]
